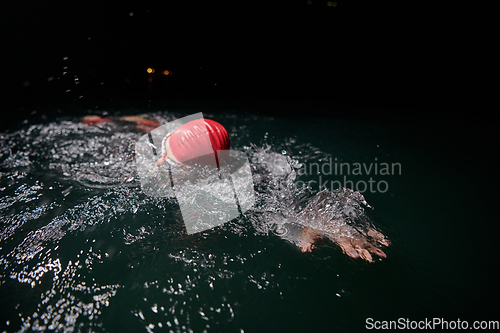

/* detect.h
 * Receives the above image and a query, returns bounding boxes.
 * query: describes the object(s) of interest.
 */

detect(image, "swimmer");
[80,115,389,262]
[150,118,389,262]
[81,115,161,133]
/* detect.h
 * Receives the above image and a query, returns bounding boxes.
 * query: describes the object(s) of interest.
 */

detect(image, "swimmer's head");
[156,118,230,168]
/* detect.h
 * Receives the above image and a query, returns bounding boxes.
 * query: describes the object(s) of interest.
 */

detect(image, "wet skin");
[82,116,390,262]
[296,189,390,262]
[299,225,389,263]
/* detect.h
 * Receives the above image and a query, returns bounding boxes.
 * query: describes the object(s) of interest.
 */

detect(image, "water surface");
[1,108,497,332]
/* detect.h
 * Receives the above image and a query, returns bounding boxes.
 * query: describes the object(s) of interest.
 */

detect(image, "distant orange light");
[327,1,337,6]
[147,68,155,74]
[162,70,170,75]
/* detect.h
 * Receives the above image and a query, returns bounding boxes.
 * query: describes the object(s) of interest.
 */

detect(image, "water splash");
[0,113,386,332]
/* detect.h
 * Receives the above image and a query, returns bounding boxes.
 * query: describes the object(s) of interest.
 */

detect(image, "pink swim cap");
[168,119,230,168]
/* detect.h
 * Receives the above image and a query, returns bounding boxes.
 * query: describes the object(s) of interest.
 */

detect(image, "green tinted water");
[1,108,497,332]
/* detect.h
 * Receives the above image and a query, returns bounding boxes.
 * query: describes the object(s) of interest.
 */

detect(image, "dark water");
[1,108,498,332]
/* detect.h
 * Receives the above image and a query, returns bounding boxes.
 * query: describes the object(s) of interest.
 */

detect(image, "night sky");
[2,1,470,125]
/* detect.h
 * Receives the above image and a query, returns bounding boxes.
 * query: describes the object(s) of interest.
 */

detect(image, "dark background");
[1,1,477,127]
[1,3,499,330]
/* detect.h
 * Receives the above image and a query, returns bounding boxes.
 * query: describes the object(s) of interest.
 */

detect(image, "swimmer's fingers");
[373,247,387,259]
[356,247,374,263]
[310,227,387,262]
[338,236,385,263]
[299,241,315,253]
[355,238,387,261]
[336,239,360,259]
[365,243,387,259]
[367,229,390,247]
[348,238,373,263]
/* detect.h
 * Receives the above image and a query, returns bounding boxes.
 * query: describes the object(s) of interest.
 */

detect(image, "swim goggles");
[160,132,177,165]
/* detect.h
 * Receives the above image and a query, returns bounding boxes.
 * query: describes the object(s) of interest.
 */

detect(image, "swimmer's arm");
[80,115,160,132]
[275,222,319,252]
[119,115,160,132]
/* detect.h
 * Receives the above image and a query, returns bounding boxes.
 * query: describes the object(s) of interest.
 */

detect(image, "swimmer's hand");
[80,115,112,125]
[80,115,160,132]
[119,115,160,132]
[332,225,389,263]
[299,224,389,263]
[295,188,389,262]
